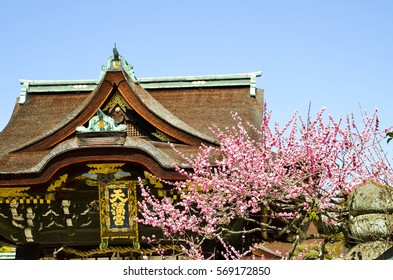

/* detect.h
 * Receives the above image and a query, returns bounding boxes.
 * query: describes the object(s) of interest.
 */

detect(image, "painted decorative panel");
[99,181,139,250]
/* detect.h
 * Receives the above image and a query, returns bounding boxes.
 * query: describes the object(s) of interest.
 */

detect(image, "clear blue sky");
[0,0,392,134]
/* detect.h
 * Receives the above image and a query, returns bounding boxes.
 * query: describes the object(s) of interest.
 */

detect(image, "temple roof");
[0,52,263,250]
[0,54,263,182]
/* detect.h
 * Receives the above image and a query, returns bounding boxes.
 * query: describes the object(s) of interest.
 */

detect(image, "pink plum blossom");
[137,104,393,259]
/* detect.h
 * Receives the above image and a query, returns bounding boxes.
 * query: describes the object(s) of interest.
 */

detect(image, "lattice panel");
[126,123,143,137]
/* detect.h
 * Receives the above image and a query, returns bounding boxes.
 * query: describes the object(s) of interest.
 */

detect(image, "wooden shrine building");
[0,50,263,259]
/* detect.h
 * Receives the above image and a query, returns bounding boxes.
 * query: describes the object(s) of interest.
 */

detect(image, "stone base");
[344,241,393,260]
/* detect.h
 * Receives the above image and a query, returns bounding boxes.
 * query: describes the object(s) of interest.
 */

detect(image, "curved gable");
[15,69,218,153]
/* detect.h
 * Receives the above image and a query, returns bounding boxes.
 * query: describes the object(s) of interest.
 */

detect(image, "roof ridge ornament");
[113,43,120,62]
[99,45,139,84]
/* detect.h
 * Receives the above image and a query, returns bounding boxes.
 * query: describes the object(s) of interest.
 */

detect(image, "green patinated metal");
[19,79,98,104]
[100,55,139,83]
[139,71,262,93]
[76,109,127,132]
[18,54,262,104]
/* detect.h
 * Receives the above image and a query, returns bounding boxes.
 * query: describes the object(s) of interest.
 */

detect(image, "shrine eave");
[0,137,184,176]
